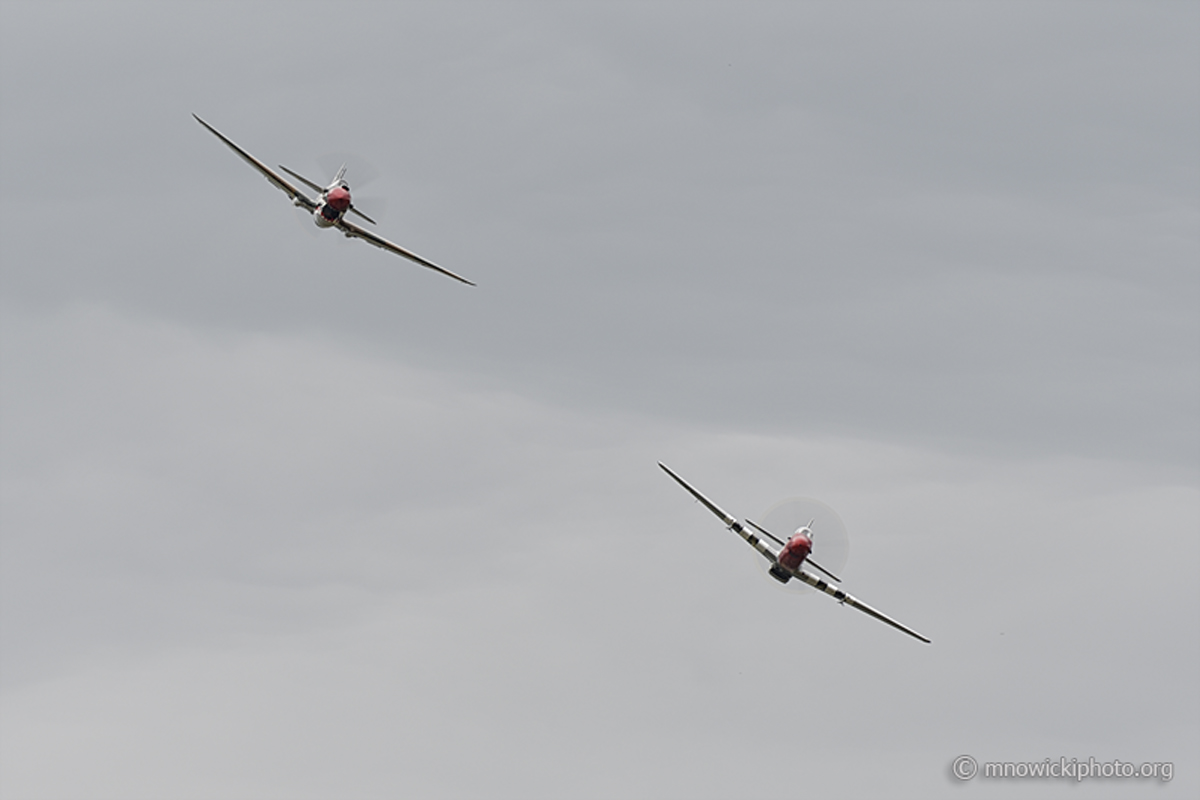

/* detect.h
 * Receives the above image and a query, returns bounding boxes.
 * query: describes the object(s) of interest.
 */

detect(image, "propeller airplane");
[659,462,930,644]
[193,114,474,286]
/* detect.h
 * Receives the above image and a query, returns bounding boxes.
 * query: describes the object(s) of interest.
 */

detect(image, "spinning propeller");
[748,496,850,591]
[658,462,930,643]
[193,113,475,285]
[278,163,380,225]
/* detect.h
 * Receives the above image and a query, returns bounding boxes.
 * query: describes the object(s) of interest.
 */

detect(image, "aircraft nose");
[327,186,351,211]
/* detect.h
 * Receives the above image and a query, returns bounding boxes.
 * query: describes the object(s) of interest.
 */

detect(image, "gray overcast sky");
[2,2,1197,798]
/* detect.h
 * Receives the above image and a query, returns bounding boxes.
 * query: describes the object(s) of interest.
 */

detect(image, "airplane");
[193,114,474,286]
[658,462,931,643]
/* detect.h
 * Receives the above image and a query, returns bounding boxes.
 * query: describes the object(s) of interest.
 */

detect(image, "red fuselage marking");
[777,534,812,571]
[326,186,351,212]
[317,186,352,224]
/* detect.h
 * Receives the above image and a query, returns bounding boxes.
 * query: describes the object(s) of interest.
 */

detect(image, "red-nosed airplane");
[193,114,474,286]
[659,462,931,643]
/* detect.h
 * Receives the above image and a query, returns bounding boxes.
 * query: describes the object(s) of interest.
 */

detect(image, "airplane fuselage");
[768,530,812,583]
[314,185,352,227]
[193,113,476,285]
[657,461,931,643]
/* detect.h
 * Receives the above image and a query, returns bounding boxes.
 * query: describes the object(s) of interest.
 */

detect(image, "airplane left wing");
[193,114,318,212]
[336,218,476,286]
[658,462,779,565]
[659,461,931,644]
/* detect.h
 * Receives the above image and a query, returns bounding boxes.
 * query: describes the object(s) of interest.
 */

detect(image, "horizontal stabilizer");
[805,558,841,583]
[744,518,788,548]
[279,165,326,194]
[349,204,377,225]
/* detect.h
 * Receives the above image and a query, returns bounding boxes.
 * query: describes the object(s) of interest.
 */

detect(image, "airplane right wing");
[783,566,932,643]
[659,461,931,644]
[336,218,476,286]
[658,462,779,565]
[193,114,318,212]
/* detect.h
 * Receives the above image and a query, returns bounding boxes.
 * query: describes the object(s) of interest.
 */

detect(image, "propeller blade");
[317,153,380,189]
[749,517,839,580]
[759,498,850,596]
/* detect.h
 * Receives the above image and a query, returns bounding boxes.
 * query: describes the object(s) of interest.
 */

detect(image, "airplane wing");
[659,462,931,644]
[336,218,476,286]
[280,163,378,224]
[658,462,779,565]
[193,114,318,212]
[785,566,931,643]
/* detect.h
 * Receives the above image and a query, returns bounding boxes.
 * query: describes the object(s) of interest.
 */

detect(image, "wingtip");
[662,460,691,484]
[908,628,933,645]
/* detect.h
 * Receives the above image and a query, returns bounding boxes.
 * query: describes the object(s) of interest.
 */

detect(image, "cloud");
[1,2,1197,796]
[3,304,1196,797]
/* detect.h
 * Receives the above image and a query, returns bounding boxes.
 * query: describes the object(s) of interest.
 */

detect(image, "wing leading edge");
[658,462,779,565]
[782,565,931,644]
[336,218,476,286]
[193,114,317,212]
[658,462,931,644]
[194,114,475,286]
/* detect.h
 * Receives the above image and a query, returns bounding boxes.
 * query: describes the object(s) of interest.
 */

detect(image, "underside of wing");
[658,462,737,526]
[658,464,928,642]
[336,219,475,286]
[193,114,317,212]
[659,462,779,564]
[787,567,931,643]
